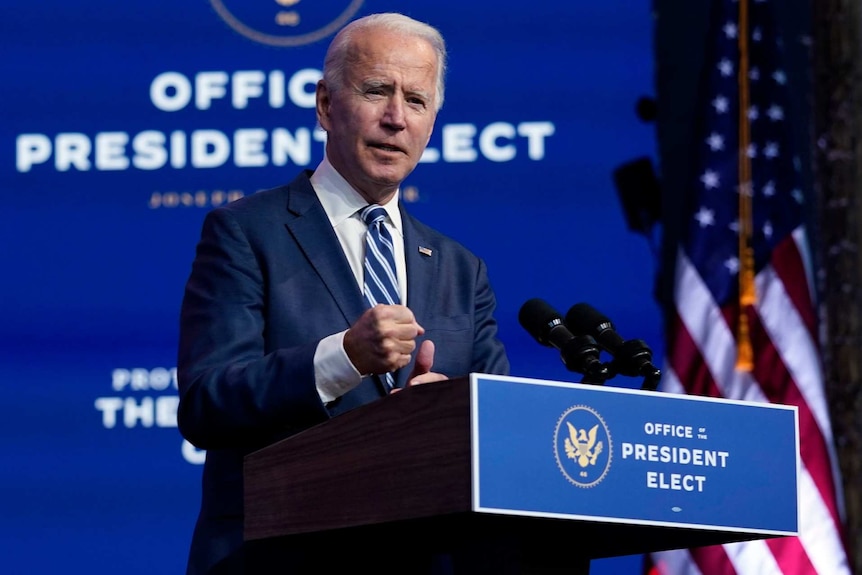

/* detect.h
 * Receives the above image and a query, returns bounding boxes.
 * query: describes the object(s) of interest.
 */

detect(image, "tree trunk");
[811,1,862,571]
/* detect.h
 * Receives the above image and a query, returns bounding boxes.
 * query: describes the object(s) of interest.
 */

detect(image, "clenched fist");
[344,304,424,376]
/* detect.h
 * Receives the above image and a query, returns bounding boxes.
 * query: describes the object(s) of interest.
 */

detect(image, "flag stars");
[694,206,716,228]
[687,8,805,294]
[792,189,804,203]
[724,22,738,39]
[701,169,720,189]
[706,133,725,151]
[767,104,784,121]
[725,256,740,275]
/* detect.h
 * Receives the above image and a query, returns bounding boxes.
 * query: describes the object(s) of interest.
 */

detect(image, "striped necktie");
[360,204,400,389]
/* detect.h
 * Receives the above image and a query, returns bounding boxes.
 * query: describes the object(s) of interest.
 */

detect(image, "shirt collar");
[310,155,403,234]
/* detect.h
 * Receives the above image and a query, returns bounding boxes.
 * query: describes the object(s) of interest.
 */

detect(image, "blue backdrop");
[1,2,661,573]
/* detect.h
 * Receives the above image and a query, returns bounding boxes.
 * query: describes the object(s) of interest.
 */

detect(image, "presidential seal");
[210,0,365,47]
[554,405,612,488]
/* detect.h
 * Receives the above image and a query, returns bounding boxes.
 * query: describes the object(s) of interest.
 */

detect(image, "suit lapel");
[402,210,436,322]
[397,208,438,387]
[283,173,367,326]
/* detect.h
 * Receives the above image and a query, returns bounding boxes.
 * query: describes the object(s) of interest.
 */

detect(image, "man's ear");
[316,80,332,132]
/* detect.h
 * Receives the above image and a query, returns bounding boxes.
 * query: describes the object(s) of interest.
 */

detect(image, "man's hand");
[403,339,448,387]
[344,304,424,376]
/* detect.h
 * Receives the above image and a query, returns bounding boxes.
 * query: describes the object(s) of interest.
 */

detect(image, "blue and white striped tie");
[361,204,400,390]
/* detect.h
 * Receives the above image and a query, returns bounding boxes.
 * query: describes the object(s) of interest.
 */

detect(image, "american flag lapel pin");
[418,246,433,257]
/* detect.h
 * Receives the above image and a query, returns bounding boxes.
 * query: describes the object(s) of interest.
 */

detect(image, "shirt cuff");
[314,330,362,404]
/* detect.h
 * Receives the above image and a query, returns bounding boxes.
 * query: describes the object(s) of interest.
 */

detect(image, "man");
[177,12,509,574]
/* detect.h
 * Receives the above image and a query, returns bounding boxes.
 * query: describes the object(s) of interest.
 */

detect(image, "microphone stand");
[560,335,611,385]
[606,339,662,391]
[640,370,662,392]
[557,334,661,390]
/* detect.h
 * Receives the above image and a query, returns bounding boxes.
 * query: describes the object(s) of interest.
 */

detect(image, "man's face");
[317,29,438,204]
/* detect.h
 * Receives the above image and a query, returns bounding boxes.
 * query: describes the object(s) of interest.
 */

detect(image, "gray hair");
[322,13,447,111]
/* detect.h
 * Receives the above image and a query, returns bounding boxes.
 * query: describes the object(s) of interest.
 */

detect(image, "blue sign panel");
[471,374,799,535]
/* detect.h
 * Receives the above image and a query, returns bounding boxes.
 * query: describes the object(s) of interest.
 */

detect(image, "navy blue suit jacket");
[177,171,509,574]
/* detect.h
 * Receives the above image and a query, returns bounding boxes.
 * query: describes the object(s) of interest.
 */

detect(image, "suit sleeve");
[471,257,510,376]
[176,208,330,450]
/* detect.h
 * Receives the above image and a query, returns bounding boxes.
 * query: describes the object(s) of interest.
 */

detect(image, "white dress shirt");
[309,156,408,402]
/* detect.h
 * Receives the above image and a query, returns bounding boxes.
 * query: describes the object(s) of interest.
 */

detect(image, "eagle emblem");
[564,422,604,467]
[554,404,612,488]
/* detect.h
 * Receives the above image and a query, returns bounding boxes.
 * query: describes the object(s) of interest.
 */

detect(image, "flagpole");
[736,0,756,371]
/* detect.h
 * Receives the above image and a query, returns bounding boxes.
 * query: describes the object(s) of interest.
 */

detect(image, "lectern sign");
[470,374,799,535]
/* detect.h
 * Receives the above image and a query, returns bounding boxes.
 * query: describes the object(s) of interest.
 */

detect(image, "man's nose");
[382,96,407,129]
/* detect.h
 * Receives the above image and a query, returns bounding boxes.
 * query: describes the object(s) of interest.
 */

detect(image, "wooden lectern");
[243,375,798,574]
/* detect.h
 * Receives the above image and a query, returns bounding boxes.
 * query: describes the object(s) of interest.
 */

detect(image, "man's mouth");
[370,143,404,154]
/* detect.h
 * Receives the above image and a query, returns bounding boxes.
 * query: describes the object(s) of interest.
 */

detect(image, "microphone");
[518,298,610,383]
[565,302,661,390]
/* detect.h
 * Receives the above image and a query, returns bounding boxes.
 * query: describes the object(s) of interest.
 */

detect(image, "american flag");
[650,0,850,574]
